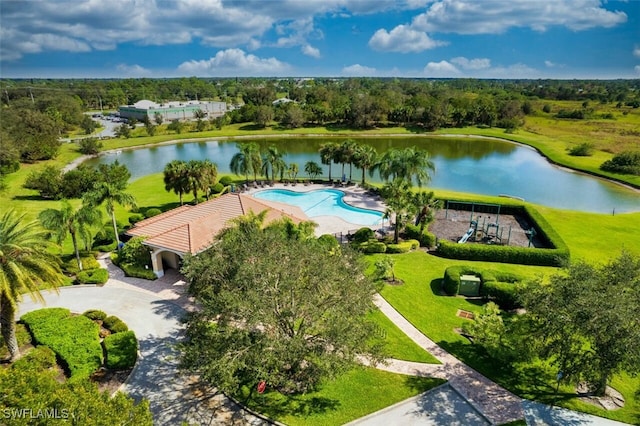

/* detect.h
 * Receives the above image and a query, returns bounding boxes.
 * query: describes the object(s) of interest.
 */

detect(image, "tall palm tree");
[380,178,413,244]
[261,146,285,183]
[84,182,137,248]
[410,191,441,231]
[230,143,262,182]
[163,160,190,205]
[304,161,322,181]
[319,142,338,182]
[287,163,299,181]
[339,139,358,181]
[39,201,102,272]
[0,210,65,360]
[353,144,378,186]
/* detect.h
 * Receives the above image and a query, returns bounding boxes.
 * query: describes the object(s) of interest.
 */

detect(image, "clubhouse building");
[118,99,227,122]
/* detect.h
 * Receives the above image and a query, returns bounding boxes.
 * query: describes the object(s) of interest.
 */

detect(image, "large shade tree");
[0,210,65,360]
[180,215,381,395]
[39,201,102,271]
[520,251,640,395]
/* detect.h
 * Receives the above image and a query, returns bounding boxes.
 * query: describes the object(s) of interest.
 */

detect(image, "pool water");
[254,189,383,226]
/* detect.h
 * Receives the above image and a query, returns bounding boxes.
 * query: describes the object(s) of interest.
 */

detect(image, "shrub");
[405,224,436,248]
[128,213,145,224]
[316,234,339,251]
[210,182,224,194]
[12,346,57,372]
[600,151,640,175]
[219,176,234,186]
[83,310,107,321]
[119,236,151,267]
[359,240,387,254]
[21,308,103,380]
[76,268,109,285]
[385,239,419,253]
[443,266,482,296]
[104,331,138,370]
[144,208,162,218]
[103,316,129,334]
[481,281,522,310]
[63,255,100,274]
[120,262,157,280]
[78,137,103,155]
[352,227,374,244]
[569,142,594,157]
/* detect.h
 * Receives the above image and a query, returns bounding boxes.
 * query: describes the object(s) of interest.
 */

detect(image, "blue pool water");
[254,189,383,226]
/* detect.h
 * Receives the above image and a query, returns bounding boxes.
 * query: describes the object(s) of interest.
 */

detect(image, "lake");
[85,136,640,213]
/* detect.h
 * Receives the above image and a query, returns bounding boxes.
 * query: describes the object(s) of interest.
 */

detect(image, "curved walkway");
[17,270,269,425]
[362,295,630,426]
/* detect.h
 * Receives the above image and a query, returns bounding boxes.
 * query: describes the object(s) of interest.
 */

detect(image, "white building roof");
[133,100,158,109]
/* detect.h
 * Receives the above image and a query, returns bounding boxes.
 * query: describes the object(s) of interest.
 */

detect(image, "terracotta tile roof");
[127,193,308,255]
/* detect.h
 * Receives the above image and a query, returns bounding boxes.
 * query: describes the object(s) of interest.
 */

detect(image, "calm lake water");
[85,137,640,213]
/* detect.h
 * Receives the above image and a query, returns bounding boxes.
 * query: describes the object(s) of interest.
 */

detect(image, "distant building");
[118,99,227,121]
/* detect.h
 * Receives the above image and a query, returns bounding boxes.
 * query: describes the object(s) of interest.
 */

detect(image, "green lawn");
[240,367,445,426]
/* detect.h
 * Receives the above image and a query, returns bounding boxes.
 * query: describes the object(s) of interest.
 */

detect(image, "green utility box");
[459,274,481,297]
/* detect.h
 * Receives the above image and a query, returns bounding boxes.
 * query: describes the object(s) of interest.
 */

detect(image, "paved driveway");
[18,286,267,425]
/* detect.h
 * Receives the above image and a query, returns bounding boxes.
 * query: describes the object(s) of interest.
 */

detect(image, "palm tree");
[39,201,102,272]
[376,147,435,187]
[230,143,262,183]
[304,161,322,181]
[261,146,285,183]
[353,144,378,186]
[339,139,358,181]
[0,210,65,360]
[186,159,218,203]
[287,163,299,181]
[410,191,441,231]
[163,160,190,205]
[84,183,137,248]
[319,142,338,182]
[380,178,412,244]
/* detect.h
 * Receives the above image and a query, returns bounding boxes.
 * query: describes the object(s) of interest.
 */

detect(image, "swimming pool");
[254,189,383,226]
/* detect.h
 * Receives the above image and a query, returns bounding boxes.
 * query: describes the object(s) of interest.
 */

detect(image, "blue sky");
[1,0,638,79]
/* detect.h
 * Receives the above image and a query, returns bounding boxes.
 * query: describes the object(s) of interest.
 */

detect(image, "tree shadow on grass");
[12,195,46,201]
[403,375,447,394]
[243,390,341,421]
[238,124,268,131]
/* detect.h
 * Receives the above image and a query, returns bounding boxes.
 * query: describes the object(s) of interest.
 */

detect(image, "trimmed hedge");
[436,203,569,267]
[21,308,103,380]
[219,176,234,186]
[144,208,162,218]
[128,213,145,224]
[386,239,420,254]
[76,268,109,285]
[443,266,523,310]
[121,263,157,280]
[359,240,387,253]
[63,256,101,275]
[83,310,107,321]
[405,224,437,248]
[103,316,129,334]
[104,331,138,370]
[353,227,374,243]
[12,346,57,372]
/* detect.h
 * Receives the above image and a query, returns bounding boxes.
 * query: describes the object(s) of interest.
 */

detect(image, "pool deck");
[245,182,388,236]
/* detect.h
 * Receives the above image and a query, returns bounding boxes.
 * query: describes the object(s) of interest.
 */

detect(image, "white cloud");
[545,60,556,68]
[423,60,460,77]
[302,44,321,58]
[634,46,640,58]
[635,65,640,76]
[369,25,445,53]
[342,64,377,76]
[177,49,289,76]
[450,56,490,70]
[116,64,152,76]
[412,0,627,34]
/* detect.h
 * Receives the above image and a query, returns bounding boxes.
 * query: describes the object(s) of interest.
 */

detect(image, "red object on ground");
[257,381,266,394]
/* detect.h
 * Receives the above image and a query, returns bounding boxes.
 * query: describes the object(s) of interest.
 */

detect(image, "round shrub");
[83,309,107,321]
[104,330,138,370]
[119,236,151,267]
[76,268,109,285]
[128,213,145,224]
[219,176,234,186]
[386,240,418,254]
[316,234,339,251]
[210,182,224,194]
[103,316,129,334]
[144,208,162,218]
[352,227,374,244]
